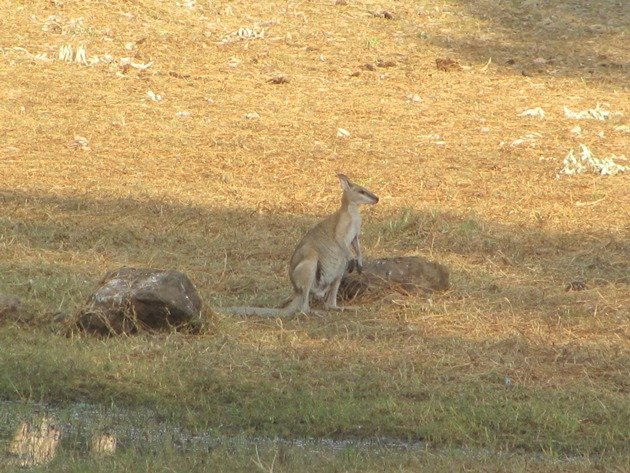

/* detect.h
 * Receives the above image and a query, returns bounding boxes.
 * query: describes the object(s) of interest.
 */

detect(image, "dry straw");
[0,0,628,413]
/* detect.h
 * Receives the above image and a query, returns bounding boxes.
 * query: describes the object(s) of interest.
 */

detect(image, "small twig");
[575,197,605,207]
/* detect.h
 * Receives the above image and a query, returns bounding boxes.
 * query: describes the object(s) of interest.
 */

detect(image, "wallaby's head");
[337,174,379,205]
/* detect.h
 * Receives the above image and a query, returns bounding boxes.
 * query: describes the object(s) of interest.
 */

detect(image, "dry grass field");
[1,0,629,470]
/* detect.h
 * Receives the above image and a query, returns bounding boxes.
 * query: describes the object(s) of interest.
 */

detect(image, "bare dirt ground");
[0,0,629,469]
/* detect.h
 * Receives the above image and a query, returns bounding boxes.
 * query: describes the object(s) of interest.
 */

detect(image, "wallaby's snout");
[360,191,379,205]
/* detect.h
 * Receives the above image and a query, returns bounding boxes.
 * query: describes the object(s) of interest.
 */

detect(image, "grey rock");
[339,256,449,301]
[77,268,202,335]
[0,295,21,320]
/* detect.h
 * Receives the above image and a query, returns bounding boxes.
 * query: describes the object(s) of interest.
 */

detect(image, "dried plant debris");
[372,10,395,20]
[9,47,51,62]
[169,71,191,79]
[565,281,587,292]
[559,144,627,176]
[519,107,545,118]
[436,57,463,72]
[41,15,87,35]
[563,104,616,121]
[376,59,396,68]
[228,57,242,68]
[268,74,289,84]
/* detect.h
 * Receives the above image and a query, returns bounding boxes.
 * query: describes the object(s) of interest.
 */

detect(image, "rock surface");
[0,295,21,320]
[77,268,202,335]
[339,256,449,301]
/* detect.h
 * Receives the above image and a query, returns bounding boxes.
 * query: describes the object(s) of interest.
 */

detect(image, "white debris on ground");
[563,104,615,121]
[519,107,545,118]
[69,136,90,151]
[118,57,153,70]
[337,128,351,138]
[221,26,266,44]
[56,45,149,70]
[147,90,162,101]
[508,132,542,147]
[74,44,88,65]
[559,144,627,177]
[57,44,73,62]
[177,0,196,9]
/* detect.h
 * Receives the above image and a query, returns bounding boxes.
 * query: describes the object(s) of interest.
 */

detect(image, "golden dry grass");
[1,0,629,466]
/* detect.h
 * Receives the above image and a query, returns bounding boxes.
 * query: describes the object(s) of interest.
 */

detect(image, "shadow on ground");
[426,0,628,86]
[0,187,627,318]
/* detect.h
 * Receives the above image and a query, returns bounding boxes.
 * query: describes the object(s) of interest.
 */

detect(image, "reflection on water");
[8,416,61,467]
[0,400,424,457]
[90,433,117,455]
[0,400,596,466]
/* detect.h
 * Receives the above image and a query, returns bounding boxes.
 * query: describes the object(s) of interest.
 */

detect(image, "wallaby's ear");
[337,173,351,191]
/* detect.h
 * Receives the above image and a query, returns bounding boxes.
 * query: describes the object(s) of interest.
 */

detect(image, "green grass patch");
[0,326,627,457]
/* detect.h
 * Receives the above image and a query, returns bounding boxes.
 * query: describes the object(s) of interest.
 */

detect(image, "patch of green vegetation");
[365,36,381,49]
[8,445,626,473]
[0,326,627,458]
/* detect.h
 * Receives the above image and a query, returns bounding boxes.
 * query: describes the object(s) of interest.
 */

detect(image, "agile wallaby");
[219,174,379,316]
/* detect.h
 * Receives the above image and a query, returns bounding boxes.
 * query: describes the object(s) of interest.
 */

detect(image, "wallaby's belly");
[312,242,348,294]
[289,224,350,296]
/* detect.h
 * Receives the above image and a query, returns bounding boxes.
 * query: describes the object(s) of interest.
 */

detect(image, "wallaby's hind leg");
[324,274,343,310]
[291,258,317,314]
[325,274,359,312]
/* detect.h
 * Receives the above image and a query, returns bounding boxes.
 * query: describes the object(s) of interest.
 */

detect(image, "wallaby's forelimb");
[351,235,362,273]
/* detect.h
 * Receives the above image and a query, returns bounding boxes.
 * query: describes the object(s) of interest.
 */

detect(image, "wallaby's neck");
[340,192,359,214]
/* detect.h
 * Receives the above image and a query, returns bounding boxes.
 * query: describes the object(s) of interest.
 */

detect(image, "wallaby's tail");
[215,297,301,317]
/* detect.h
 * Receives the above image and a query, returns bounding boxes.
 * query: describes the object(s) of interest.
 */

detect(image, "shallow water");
[0,400,425,455]
[0,399,594,465]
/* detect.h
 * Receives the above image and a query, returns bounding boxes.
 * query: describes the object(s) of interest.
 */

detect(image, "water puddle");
[0,400,595,467]
[0,400,428,466]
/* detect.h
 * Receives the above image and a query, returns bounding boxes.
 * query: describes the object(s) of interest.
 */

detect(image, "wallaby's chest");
[336,207,361,246]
